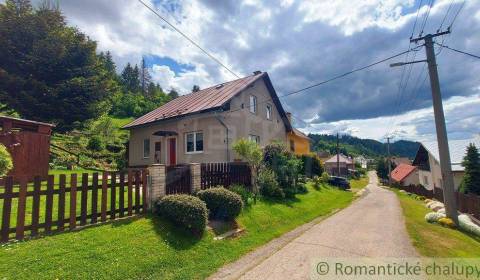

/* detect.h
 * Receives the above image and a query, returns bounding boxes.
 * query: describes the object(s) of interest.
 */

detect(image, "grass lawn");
[349,175,369,192]
[0,184,354,279]
[395,190,480,257]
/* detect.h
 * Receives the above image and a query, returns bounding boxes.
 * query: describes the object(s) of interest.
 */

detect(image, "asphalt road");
[212,171,419,280]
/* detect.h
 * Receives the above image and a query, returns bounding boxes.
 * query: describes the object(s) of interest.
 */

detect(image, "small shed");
[0,116,54,181]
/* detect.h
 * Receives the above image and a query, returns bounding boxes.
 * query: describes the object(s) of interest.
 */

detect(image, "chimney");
[253,70,262,75]
[286,112,292,124]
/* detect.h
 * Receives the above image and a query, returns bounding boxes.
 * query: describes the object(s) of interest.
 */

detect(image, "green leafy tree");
[0,143,13,176]
[460,144,480,195]
[232,138,263,203]
[0,0,112,131]
[168,88,179,99]
[192,85,200,92]
[376,157,388,180]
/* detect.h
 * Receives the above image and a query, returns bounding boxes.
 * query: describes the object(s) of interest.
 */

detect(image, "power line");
[419,0,435,36]
[137,0,240,79]
[448,0,466,30]
[438,0,454,31]
[435,42,480,60]
[410,0,424,39]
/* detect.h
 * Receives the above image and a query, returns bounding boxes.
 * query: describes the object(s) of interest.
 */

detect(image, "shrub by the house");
[229,184,253,204]
[299,153,324,178]
[258,168,284,198]
[156,194,208,234]
[197,187,243,220]
[0,143,13,176]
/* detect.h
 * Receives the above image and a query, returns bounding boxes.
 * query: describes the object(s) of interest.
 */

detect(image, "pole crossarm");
[410,29,450,44]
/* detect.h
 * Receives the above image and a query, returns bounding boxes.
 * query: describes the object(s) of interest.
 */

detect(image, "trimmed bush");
[87,135,104,151]
[197,187,243,220]
[156,194,208,234]
[425,212,445,223]
[258,168,284,198]
[299,153,324,178]
[229,184,252,205]
[438,217,456,228]
[297,182,308,194]
[0,144,13,176]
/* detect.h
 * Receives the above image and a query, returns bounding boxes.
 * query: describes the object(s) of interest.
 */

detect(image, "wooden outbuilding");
[0,116,54,181]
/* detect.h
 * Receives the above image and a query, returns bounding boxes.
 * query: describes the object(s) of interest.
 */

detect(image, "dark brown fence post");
[1,176,13,242]
[134,171,141,214]
[80,173,88,226]
[57,174,66,231]
[110,172,116,220]
[69,174,77,230]
[119,172,125,217]
[101,172,108,222]
[31,176,41,236]
[15,178,27,240]
[91,173,99,224]
[127,170,133,216]
[45,175,54,234]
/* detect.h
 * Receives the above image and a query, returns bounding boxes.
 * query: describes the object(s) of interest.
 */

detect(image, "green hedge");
[197,187,243,220]
[156,194,208,234]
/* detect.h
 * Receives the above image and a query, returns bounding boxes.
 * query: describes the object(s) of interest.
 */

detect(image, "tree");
[0,143,13,176]
[192,85,200,92]
[140,57,151,97]
[376,157,388,180]
[168,88,179,99]
[460,144,480,195]
[232,138,263,203]
[120,63,140,93]
[0,0,112,131]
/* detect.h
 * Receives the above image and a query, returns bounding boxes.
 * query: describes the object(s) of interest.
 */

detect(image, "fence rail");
[201,162,251,190]
[396,184,480,220]
[0,169,148,243]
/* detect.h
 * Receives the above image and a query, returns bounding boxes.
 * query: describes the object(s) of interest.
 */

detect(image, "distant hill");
[309,134,420,159]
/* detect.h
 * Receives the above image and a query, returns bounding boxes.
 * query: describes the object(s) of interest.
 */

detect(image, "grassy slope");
[0,184,354,279]
[395,190,480,257]
[349,176,369,192]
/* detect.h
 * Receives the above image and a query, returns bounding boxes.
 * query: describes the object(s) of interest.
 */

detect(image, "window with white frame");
[266,104,272,120]
[248,134,260,144]
[185,131,204,153]
[423,175,429,185]
[249,95,257,113]
[143,138,150,158]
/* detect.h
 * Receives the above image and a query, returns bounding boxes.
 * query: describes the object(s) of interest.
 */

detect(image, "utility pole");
[386,136,391,186]
[336,133,340,176]
[391,29,458,224]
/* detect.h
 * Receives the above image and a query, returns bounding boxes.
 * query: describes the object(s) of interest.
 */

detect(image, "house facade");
[324,154,355,176]
[391,163,420,186]
[286,113,311,156]
[123,72,292,166]
[412,136,480,190]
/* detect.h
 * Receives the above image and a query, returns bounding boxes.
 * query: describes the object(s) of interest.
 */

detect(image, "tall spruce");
[140,57,152,97]
[460,144,480,195]
[0,0,112,131]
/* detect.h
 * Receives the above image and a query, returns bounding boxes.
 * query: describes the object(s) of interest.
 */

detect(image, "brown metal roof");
[123,72,265,129]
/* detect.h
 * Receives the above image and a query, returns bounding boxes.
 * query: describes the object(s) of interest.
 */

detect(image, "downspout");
[215,113,230,162]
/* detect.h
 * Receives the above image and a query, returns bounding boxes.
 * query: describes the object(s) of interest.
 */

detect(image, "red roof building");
[391,163,419,186]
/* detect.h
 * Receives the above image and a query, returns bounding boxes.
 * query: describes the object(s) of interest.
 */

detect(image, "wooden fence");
[201,162,251,190]
[0,170,148,243]
[396,184,480,220]
[166,165,191,195]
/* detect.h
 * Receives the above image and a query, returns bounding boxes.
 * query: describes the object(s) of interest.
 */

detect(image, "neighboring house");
[286,113,311,155]
[412,136,480,190]
[123,71,292,166]
[324,154,355,176]
[391,163,419,186]
[391,156,411,168]
[354,155,368,169]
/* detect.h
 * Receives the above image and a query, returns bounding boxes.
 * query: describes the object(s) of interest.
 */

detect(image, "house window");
[290,140,295,152]
[143,138,150,158]
[185,131,203,153]
[248,134,260,144]
[266,104,272,120]
[249,95,257,113]
[423,175,429,185]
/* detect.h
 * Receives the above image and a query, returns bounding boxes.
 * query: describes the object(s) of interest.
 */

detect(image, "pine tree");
[192,85,200,92]
[120,63,140,93]
[168,88,179,100]
[460,144,480,195]
[140,57,152,97]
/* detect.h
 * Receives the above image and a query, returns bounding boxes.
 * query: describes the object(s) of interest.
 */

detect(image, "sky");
[23,0,480,142]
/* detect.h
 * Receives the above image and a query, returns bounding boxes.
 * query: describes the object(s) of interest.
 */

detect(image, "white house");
[412,135,480,190]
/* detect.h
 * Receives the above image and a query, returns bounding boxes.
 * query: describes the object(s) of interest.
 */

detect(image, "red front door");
[168,138,176,165]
